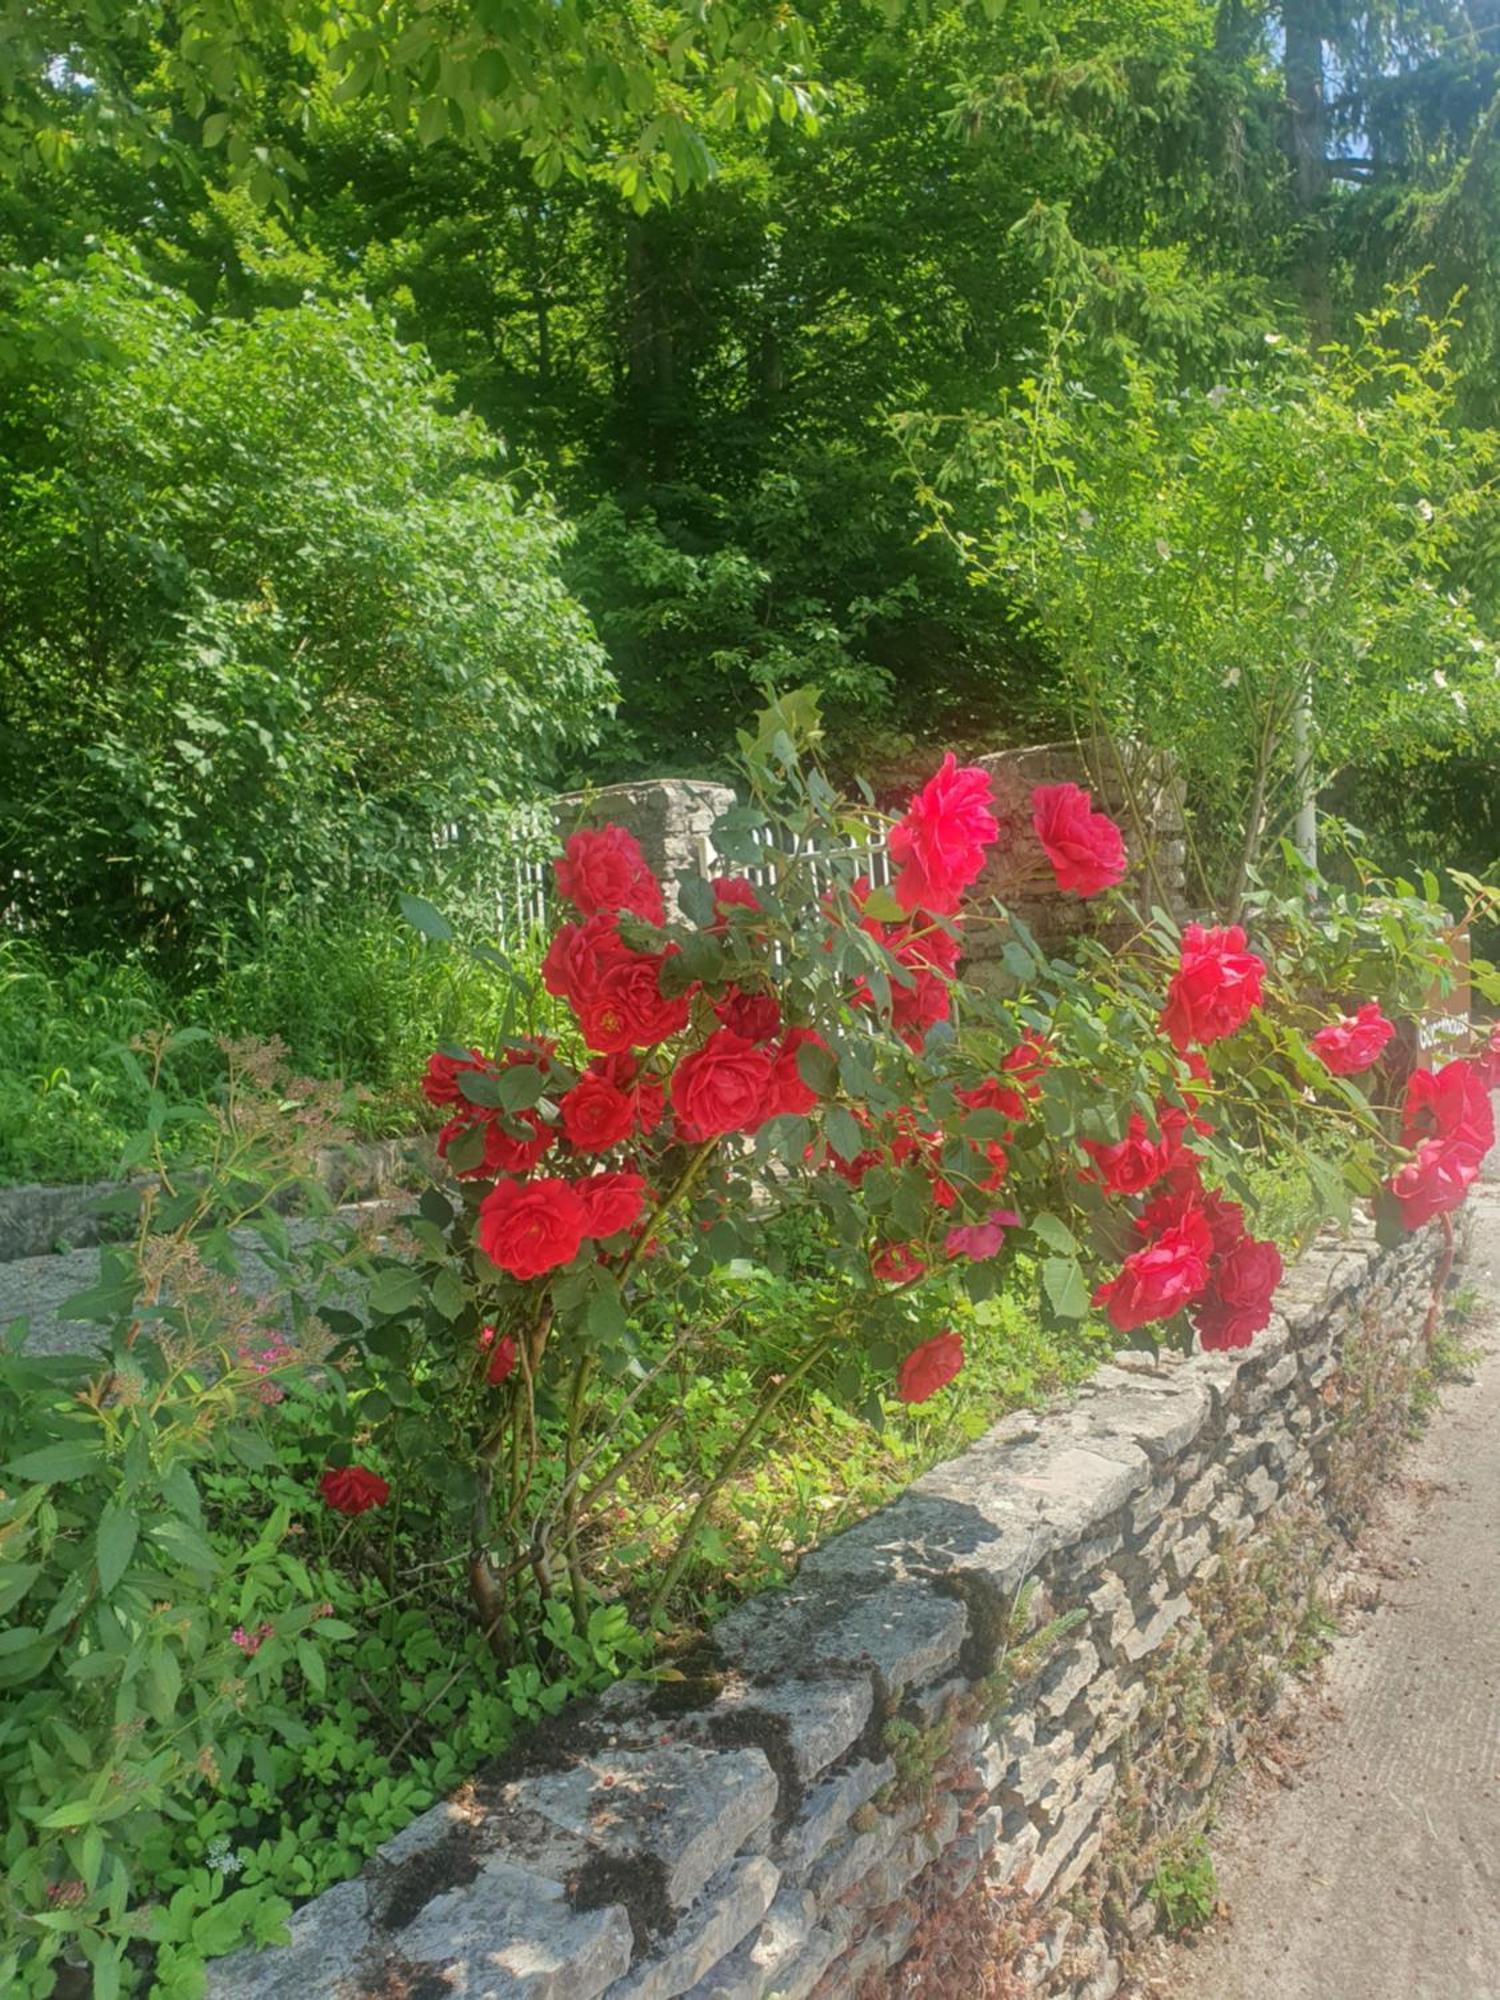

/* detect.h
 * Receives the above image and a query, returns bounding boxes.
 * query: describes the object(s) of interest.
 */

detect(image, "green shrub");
[0,252,611,962]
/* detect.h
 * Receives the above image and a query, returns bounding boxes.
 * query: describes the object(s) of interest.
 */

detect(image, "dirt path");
[1143,1170,1500,2000]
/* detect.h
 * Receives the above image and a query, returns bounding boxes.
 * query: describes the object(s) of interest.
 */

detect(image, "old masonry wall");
[207,1211,1455,2000]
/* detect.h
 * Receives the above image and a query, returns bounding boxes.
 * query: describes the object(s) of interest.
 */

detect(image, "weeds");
[1148,1832,1218,1935]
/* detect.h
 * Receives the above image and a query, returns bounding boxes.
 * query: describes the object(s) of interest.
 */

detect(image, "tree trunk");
[1283,0,1333,346]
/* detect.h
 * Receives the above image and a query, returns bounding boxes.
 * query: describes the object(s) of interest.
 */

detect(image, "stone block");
[605,1857,780,2000]
[1067,1372,1212,1466]
[680,1888,841,2000]
[805,1807,914,1913]
[1165,1523,1213,1588]
[709,1675,874,1785]
[398,1857,633,2000]
[1026,1764,1116,1900]
[518,1746,776,1912]
[1037,1640,1101,1721]
[776,1758,895,1877]
[715,1561,965,1701]
[204,1879,376,1999]
[1118,1593,1189,1665]
[808,1581,967,1696]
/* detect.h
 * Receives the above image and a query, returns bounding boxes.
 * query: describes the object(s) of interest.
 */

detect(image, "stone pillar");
[959,741,1189,966]
[553,779,736,915]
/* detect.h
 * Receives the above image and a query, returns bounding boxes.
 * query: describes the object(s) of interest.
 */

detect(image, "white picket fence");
[452,797,894,952]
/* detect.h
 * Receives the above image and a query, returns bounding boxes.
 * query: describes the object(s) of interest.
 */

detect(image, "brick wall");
[207,1214,1453,2000]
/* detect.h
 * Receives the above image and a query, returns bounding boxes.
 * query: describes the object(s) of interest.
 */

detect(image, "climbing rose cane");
[1031,783,1127,897]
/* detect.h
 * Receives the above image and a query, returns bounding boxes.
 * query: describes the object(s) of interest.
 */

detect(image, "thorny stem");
[647,1324,843,1626]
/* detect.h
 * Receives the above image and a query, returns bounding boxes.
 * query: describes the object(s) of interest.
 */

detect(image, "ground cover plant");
[0,918,542,1187]
[2,698,1496,1995]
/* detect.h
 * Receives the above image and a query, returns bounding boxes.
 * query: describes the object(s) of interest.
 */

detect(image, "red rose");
[871,1241,926,1283]
[1311,1001,1394,1076]
[1160,924,1266,1051]
[977,1142,1010,1191]
[575,1171,649,1239]
[319,1465,390,1516]
[559,1068,638,1151]
[671,1029,775,1138]
[437,1106,553,1179]
[1031,783,1127,897]
[1093,1216,1212,1332]
[1080,1113,1170,1196]
[578,953,693,1054]
[1401,1058,1494,1162]
[575,1053,665,1140]
[1001,1031,1053,1095]
[889,754,999,915]
[958,1075,1029,1125]
[1193,1236,1283,1350]
[851,901,961,1046]
[714,986,783,1042]
[896,1330,964,1404]
[479,1326,518,1386]
[767,1028,831,1116]
[541,912,633,1011]
[420,1046,491,1108]
[1136,1185,1244,1258]
[477,1176,587,1280]
[1388,1139,1481,1229]
[710,876,763,920]
[554,824,666,924]
[944,1210,1021,1260]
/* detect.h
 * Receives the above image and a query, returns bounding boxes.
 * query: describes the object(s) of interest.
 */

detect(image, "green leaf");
[1030,1212,1079,1255]
[0,1564,40,1618]
[497,1063,548,1111]
[1042,1256,1091,1319]
[961,1108,1012,1142]
[368,1267,425,1316]
[296,1638,326,1696]
[586,1286,628,1341]
[151,1515,220,1579]
[796,1039,839,1096]
[444,1121,489,1174]
[824,1105,864,1163]
[143,1646,182,1727]
[6,1438,101,1484]
[399,893,453,941]
[226,1427,279,1471]
[38,1798,100,1830]
[430,1269,467,1321]
[95,1500,139,1596]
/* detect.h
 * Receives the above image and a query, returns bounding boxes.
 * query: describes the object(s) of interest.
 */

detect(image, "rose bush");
[340,694,1497,1686]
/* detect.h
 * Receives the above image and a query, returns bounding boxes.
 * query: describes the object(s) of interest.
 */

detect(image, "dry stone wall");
[207,1213,1453,2000]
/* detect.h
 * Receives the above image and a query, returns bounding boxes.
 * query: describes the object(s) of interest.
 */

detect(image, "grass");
[0,921,542,1185]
